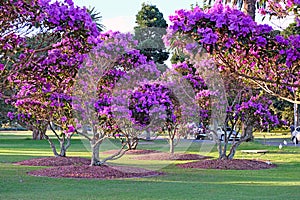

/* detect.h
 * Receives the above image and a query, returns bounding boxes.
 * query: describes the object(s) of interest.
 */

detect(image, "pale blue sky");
[72,0,293,32]
[72,0,202,32]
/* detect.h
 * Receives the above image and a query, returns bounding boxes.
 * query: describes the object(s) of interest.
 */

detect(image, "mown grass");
[1,130,300,200]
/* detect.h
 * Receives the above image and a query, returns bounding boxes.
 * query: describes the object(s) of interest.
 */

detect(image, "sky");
[72,0,200,33]
[72,0,294,33]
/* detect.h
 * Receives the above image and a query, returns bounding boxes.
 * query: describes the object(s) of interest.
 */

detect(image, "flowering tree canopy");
[1,0,99,156]
[128,80,195,154]
[164,3,289,159]
[166,3,300,104]
[72,31,161,165]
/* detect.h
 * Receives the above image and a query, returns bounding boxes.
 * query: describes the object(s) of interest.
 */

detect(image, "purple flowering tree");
[194,60,281,159]
[1,0,99,156]
[216,76,281,159]
[126,73,199,154]
[73,31,160,165]
[165,3,300,104]
[128,82,181,154]
[164,3,293,158]
[171,61,210,127]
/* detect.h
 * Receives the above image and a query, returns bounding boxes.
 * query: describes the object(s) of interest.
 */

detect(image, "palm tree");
[87,7,105,32]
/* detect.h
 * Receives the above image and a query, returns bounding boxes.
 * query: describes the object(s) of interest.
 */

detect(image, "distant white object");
[283,140,287,145]
[207,127,240,141]
[265,161,272,165]
[279,143,283,149]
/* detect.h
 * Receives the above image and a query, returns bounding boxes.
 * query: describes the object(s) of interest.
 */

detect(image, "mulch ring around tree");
[102,149,161,155]
[177,159,276,170]
[14,157,164,179]
[14,156,91,166]
[132,152,211,161]
[27,165,164,179]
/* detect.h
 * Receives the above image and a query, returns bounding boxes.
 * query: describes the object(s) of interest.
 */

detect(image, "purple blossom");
[67,125,75,133]
[256,36,267,47]
[7,112,14,120]
[61,116,67,122]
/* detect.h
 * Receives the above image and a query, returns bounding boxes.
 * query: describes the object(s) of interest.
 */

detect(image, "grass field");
[1,130,300,200]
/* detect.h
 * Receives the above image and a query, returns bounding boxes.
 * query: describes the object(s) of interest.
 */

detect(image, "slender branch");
[99,143,128,165]
[76,130,92,141]
[44,134,59,157]
[94,135,107,146]
[49,122,62,141]
[65,134,73,150]
[252,79,300,104]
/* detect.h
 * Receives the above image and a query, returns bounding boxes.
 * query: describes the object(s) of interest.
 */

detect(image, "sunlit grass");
[1,130,300,199]
[253,129,291,139]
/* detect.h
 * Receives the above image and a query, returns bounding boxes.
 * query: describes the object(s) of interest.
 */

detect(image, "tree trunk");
[126,137,132,150]
[131,138,138,150]
[243,0,256,20]
[127,137,138,150]
[146,130,151,140]
[227,142,240,159]
[242,122,253,140]
[169,138,175,154]
[59,139,66,157]
[90,141,101,166]
[32,124,47,140]
[294,103,299,127]
[219,141,228,160]
[298,104,300,126]
[217,142,223,159]
[44,135,59,157]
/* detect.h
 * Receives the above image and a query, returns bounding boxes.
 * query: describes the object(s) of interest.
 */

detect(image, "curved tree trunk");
[131,138,138,150]
[44,135,59,157]
[227,122,253,159]
[59,139,67,157]
[227,141,241,160]
[90,140,101,166]
[169,138,175,154]
[126,137,139,150]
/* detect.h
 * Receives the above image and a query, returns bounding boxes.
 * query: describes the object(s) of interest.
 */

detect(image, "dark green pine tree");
[134,3,169,66]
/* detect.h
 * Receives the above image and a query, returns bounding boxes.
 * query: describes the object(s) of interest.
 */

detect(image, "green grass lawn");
[1,131,300,200]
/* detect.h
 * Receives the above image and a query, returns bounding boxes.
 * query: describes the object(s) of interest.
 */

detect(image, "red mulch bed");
[102,149,160,155]
[14,157,164,179]
[14,156,91,166]
[28,165,164,179]
[177,159,276,170]
[133,152,210,160]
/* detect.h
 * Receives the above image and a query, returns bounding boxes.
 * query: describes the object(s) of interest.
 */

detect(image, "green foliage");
[0,79,15,128]
[135,3,167,28]
[272,98,294,127]
[170,52,187,64]
[0,99,15,127]
[282,22,300,37]
[134,3,169,65]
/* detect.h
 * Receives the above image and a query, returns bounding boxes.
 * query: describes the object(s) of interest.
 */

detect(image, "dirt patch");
[177,159,276,170]
[133,152,210,160]
[28,165,164,179]
[15,156,91,166]
[102,149,160,155]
